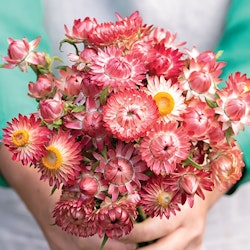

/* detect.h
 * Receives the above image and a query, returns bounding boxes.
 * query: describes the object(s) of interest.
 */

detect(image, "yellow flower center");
[11,130,29,147]
[157,191,172,207]
[42,146,63,170]
[153,92,175,116]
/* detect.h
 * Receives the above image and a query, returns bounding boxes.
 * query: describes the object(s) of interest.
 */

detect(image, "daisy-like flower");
[2,114,50,166]
[90,46,146,91]
[38,129,82,188]
[102,89,159,142]
[146,75,186,122]
[53,197,97,237]
[97,197,137,239]
[140,121,190,175]
[209,142,244,191]
[139,175,181,219]
[94,141,149,202]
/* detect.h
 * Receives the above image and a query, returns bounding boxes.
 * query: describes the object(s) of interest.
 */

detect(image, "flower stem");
[183,157,202,169]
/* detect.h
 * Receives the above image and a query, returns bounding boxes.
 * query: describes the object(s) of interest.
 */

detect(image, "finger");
[121,216,178,244]
[137,227,202,250]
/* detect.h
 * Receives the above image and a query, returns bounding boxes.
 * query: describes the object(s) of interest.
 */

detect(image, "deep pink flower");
[2,114,51,166]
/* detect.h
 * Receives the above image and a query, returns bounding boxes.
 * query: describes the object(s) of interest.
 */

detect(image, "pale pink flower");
[28,73,54,99]
[38,129,82,188]
[209,142,244,191]
[94,141,149,201]
[102,89,159,142]
[140,121,190,175]
[57,66,83,97]
[216,72,250,134]
[139,175,181,219]
[2,114,51,166]
[97,197,137,238]
[90,46,146,91]
[146,75,186,122]
[182,99,215,140]
[2,36,41,71]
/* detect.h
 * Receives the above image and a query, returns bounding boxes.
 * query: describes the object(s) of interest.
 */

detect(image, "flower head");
[102,89,159,142]
[2,114,50,165]
[38,129,82,188]
[140,121,190,175]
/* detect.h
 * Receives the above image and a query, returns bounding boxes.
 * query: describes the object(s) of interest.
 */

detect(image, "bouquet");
[1,11,248,247]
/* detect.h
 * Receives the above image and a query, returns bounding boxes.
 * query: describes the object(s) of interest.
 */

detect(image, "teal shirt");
[216,0,250,191]
[0,0,51,186]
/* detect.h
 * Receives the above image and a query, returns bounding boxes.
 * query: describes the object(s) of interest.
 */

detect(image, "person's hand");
[120,188,224,250]
[0,145,136,250]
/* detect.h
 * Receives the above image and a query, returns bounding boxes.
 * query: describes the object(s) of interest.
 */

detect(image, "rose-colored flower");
[97,197,137,238]
[28,73,54,99]
[139,175,181,219]
[209,142,244,191]
[94,141,149,201]
[102,89,159,142]
[53,197,97,237]
[140,121,190,175]
[38,129,82,188]
[39,97,65,124]
[2,114,50,165]
[2,36,41,71]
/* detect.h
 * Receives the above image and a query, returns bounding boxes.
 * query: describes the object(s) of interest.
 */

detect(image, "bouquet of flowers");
[1,11,248,247]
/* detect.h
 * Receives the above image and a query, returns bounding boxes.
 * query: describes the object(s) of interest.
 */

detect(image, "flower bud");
[224,98,246,121]
[79,176,99,196]
[188,71,211,94]
[39,99,64,124]
[28,74,54,99]
[179,174,199,195]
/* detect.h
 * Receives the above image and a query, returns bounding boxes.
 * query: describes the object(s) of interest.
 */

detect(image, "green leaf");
[100,234,109,250]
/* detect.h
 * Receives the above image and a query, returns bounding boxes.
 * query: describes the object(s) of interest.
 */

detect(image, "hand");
[120,189,224,250]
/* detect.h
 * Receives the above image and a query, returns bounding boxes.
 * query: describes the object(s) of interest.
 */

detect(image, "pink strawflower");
[53,197,97,237]
[216,72,250,134]
[97,197,137,238]
[209,142,245,191]
[38,129,82,188]
[2,114,50,165]
[139,175,181,219]
[165,165,214,207]
[182,99,215,140]
[102,89,159,142]
[2,36,41,71]
[140,121,190,175]
[94,141,149,201]
[28,73,55,99]
[90,46,146,91]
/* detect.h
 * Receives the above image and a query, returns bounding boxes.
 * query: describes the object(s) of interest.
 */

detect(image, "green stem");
[183,157,202,170]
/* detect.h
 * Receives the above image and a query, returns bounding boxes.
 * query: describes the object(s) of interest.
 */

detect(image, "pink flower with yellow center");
[53,197,97,238]
[2,114,50,166]
[102,89,159,142]
[140,121,190,175]
[97,197,137,239]
[90,46,146,91]
[94,141,149,202]
[146,75,186,122]
[38,129,82,188]
[139,175,181,219]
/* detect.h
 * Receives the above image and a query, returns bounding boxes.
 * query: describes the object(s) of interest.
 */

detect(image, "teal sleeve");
[0,0,51,187]
[215,0,250,192]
